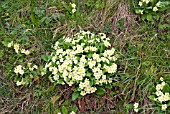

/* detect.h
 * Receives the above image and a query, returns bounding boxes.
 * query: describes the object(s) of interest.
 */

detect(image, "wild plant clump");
[135,0,170,21]
[42,31,117,97]
[149,77,170,111]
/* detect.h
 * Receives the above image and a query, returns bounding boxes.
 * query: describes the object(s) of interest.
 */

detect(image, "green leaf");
[162,84,170,93]
[100,43,104,53]
[89,78,94,86]
[148,95,155,101]
[167,101,170,106]
[2,41,8,47]
[30,13,36,25]
[135,9,141,14]
[110,91,119,97]
[125,104,134,109]
[141,14,147,21]
[146,6,152,9]
[72,105,78,112]
[62,106,68,114]
[147,14,153,21]
[72,91,79,101]
[41,55,49,61]
[106,84,112,89]
[50,95,61,105]
[96,87,106,95]
[86,71,92,77]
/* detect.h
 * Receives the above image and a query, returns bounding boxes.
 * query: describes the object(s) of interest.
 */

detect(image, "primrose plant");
[4,41,40,86]
[42,31,117,99]
[149,77,170,112]
[135,0,170,21]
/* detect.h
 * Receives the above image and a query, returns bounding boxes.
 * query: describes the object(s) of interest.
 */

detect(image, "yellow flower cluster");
[153,1,162,12]
[141,0,150,4]
[43,31,117,96]
[14,65,24,75]
[7,41,30,55]
[16,80,25,86]
[138,0,150,7]
[154,77,170,111]
[58,111,75,114]
[134,102,139,112]
[70,111,75,114]
[21,49,30,55]
[138,0,161,12]
[15,63,38,86]
[79,78,97,96]
[70,3,76,14]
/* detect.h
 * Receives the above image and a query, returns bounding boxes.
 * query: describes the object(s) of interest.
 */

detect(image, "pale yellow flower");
[80,91,86,96]
[134,102,139,112]
[19,69,24,75]
[25,50,30,55]
[104,41,111,47]
[156,1,160,7]
[21,49,25,53]
[139,10,143,14]
[158,95,164,102]
[27,63,32,67]
[71,3,76,9]
[70,111,75,114]
[156,84,163,90]
[30,74,34,79]
[142,0,150,4]
[161,81,165,86]
[14,43,20,53]
[162,104,167,110]
[134,102,139,109]
[154,98,158,101]
[134,108,138,112]
[33,65,38,69]
[138,1,143,7]
[8,43,12,47]
[53,74,59,81]
[72,9,76,13]
[160,77,164,81]
[155,91,163,96]
[153,7,158,12]
[16,81,22,86]
[29,67,34,71]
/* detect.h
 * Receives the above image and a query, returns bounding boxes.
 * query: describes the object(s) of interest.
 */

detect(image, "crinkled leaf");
[72,91,79,101]
[148,95,155,101]
[86,71,92,77]
[146,6,152,9]
[162,84,170,93]
[141,14,147,21]
[62,106,68,114]
[2,41,8,47]
[135,9,142,14]
[106,84,112,89]
[72,105,78,112]
[147,14,153,21]
[41,55,49,61]
[96,87,106,95]
[125,104,134,109]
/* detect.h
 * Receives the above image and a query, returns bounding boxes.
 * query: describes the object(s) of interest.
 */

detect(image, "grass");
[0,0,170,113]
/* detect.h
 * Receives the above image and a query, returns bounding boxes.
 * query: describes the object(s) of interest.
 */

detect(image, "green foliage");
[0,0,169,113]
[149,77,170,112]
[96,87,106,95]
[72,91,80,101]
[134,0,170,21]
